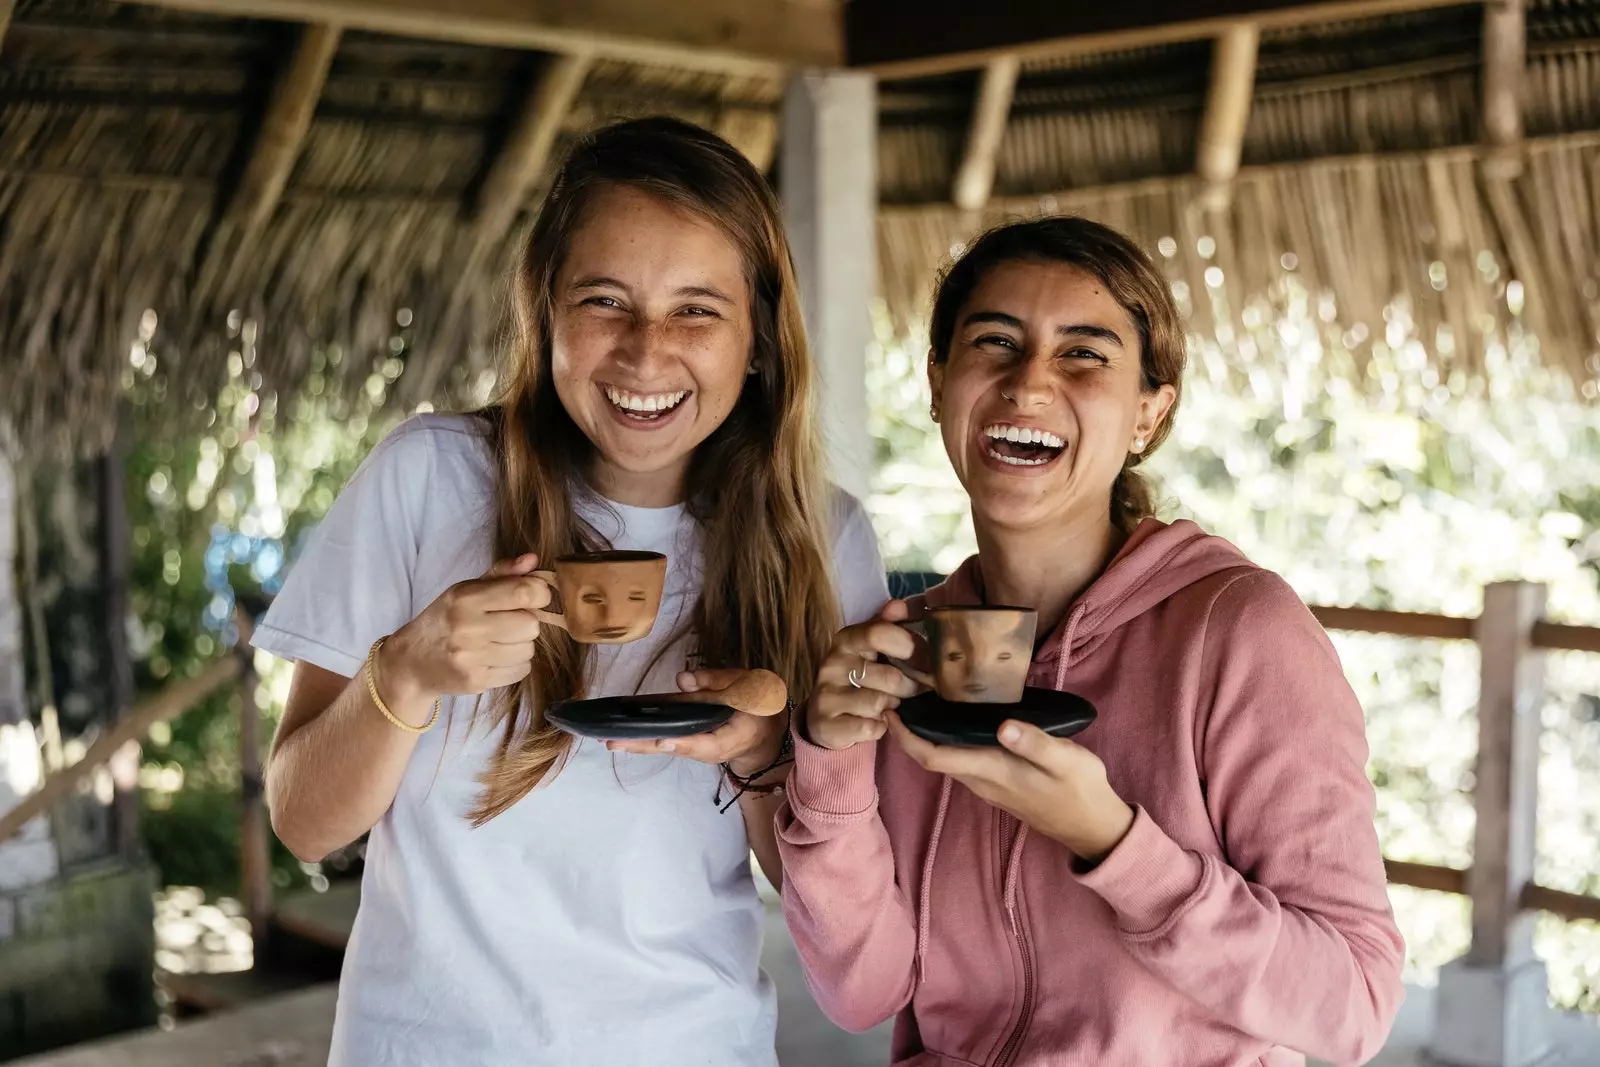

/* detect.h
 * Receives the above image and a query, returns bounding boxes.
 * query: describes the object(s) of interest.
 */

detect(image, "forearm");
[1078,808,1404,1064]
[776,739,918,1033]
[268,668,433,861]
[739,783,788,893]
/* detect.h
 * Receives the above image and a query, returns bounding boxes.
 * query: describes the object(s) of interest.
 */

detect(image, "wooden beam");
[0,653,245,845]
[473,53,592,246]
[1308,604,1476,641]
[230,23,343,238]
[1385,859,1600,926]
[1481,0,1525,179]
[120,0,841,77]
[847,0,1469,79]
[408,53,591,404]
[1196,24,1259,191]
[951,55,1019,212]
[1531,620,1600,655]
[1466,581,1544,967]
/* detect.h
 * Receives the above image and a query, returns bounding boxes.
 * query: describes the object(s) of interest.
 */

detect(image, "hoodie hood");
[922,519,1255,682]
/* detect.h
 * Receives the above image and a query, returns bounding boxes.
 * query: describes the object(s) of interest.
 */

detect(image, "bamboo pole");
[952,55,1020,212]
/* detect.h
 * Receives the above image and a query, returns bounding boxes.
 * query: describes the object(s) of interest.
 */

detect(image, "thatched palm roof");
[2,0,1599,457]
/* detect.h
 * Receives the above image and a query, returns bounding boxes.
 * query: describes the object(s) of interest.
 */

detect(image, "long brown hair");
[469,117,840,824]
[928,216,1186,533]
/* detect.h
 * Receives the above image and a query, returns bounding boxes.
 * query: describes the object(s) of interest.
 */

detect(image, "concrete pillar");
[0,449,61,904]
[781,70,877,503]
[1430,581,1556,1067]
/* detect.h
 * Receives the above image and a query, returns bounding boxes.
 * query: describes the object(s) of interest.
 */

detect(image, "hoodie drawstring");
[1051,607,1084,693]
[916,774,954,985]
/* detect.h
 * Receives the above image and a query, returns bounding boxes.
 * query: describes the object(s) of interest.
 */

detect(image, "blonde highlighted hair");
[468,117,841,825]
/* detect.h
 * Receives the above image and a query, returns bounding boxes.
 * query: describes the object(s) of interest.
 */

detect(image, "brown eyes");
[581,593,605,605]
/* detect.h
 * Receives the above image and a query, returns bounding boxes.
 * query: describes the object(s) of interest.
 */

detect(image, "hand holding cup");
[380,554,556,705]
[806,600,929,751]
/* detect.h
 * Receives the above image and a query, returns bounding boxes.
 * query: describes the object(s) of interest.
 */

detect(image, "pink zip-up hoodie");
[777,518,1405,1067]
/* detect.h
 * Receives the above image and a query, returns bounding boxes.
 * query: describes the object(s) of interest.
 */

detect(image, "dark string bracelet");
[714,701,796,813]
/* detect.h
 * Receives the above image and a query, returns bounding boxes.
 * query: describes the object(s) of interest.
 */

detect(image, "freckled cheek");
[552,318,628,377]
[680,327,751,416]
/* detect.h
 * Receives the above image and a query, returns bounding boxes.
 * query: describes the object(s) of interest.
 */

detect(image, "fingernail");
[1000,724,1021,744]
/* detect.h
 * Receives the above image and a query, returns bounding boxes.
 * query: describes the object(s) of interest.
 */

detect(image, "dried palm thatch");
[881,132,1600,390]
[878,3,1600,392]
[3,0,1600,462]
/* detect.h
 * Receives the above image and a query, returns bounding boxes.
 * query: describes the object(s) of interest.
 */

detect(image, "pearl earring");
[1133,437,1146,453]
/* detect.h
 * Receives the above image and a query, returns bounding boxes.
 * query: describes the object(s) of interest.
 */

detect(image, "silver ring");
[847,667,864,688]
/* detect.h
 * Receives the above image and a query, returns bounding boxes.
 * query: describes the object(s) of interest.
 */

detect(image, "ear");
[1134,382,1177,444]
[926,348,945,421]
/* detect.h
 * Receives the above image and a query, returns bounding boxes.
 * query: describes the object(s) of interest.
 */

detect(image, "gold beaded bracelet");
[364,636,440,734]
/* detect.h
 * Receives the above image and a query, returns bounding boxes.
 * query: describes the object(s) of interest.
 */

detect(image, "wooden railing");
[2,582,1597,971]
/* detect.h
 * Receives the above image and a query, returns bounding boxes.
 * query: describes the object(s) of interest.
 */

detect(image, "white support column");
[781,70,877,503]
[0,449,60,909]
[1430,580,1556,1067]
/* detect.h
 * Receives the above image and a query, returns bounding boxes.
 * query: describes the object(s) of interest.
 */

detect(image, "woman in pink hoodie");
[776,217,1405,1067]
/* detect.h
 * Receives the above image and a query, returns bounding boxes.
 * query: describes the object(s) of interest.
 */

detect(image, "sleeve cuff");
[1075,805,1206,936]
[787,729,880,821]
[251,624,365,680]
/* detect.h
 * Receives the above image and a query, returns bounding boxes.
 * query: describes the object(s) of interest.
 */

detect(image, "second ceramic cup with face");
[923,606,1037,704]
[535,551,667,644]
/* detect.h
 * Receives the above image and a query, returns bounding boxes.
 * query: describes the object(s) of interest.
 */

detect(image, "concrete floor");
[13,893,1600,1067]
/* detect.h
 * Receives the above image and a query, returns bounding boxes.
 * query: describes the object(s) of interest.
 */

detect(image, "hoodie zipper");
[994,816,1035,1067]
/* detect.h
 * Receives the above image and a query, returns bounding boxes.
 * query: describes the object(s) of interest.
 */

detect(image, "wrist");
[1069,800,1137,867]
[725,704,794,778]
[374,634,438,721]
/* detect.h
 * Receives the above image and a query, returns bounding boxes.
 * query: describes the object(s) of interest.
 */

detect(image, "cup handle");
[531,570,567,631]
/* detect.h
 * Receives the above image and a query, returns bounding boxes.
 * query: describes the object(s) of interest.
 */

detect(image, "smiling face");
[550,184,754,507]
[927,608,1036,703]
[928,259,1177,535]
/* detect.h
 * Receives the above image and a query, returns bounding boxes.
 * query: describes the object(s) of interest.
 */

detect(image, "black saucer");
[896,687,1097,747]
[545,694,737,741]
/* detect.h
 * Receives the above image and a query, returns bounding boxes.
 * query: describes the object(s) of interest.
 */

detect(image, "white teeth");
[605,387,687,414]
[983,424,1065,449]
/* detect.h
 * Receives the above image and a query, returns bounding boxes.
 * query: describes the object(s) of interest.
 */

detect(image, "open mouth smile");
[602,385,691,424]
[981,423,1066,468]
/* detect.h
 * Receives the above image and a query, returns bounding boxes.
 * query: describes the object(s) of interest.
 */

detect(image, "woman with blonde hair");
[779,216,1403,1066]
[256,117,886,1066]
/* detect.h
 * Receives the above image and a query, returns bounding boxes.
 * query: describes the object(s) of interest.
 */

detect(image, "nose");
[1000,353,1053,408]
[613,318,675,378]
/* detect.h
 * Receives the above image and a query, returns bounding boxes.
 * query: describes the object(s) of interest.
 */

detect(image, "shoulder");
[1196,565,1342,682]
[365,412,490,468]
[824,486,890,625]
[357,413,493,491]
[827,485,873,541]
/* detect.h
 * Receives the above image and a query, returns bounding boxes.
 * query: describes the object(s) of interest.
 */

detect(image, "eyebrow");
[961,310,1125,349]
[570,275,736,304]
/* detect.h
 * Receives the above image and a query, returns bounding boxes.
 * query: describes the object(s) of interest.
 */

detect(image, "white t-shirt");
[253,414,888,1067]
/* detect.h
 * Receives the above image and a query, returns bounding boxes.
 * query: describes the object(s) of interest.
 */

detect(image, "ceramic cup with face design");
[533,551,667,644]
[922,606,1038,704]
